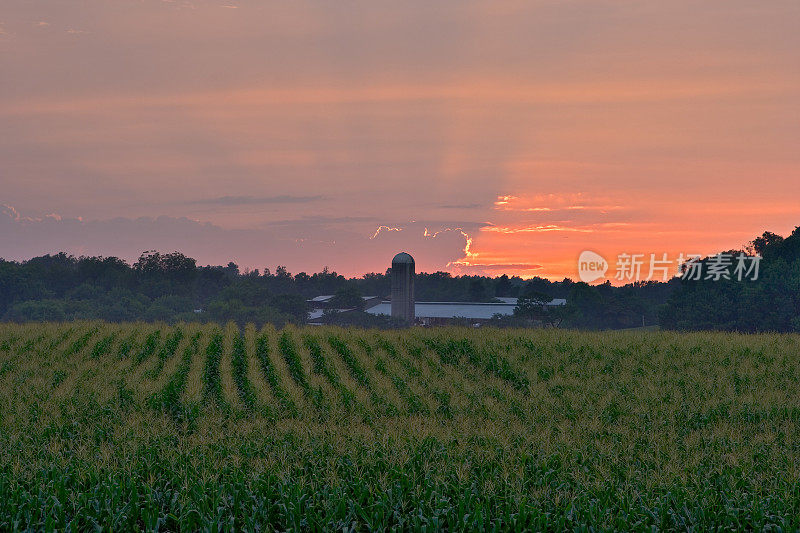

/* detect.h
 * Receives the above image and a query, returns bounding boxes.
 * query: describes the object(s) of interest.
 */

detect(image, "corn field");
[1,322,800,530]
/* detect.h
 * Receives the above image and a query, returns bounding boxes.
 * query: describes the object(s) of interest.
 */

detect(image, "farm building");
[306,295,383,309]
[307,296,566,326]
[365,297,566,326]
[306,252,565,325]
[306,295,383,325]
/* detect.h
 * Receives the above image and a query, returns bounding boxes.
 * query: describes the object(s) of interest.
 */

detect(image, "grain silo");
[390,252,415,324]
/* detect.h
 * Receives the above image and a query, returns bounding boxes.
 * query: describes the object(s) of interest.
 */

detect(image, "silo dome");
[392,252,415,265]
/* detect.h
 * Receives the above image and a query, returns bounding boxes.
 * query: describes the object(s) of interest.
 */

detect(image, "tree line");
[659,228,800,332]
[1,225,797,331]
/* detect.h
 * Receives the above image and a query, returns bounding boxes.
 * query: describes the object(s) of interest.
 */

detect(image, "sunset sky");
[1,1,799,280]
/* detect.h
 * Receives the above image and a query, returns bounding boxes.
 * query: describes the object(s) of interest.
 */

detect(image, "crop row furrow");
[376,337,438,415]
[145,328,184,379]
[303,334,358,413]
[116,330,139,359]
[255,334,296,417]
[150,331,203,420]
[281,331,332,413]
[359,337,427,415]
[231,332,258,411]
[63,328,98,358]
[134,330,161,365]
[90,333,117,359]
[421,337,530,394]
[328,335,399,416]
[202,332,229,412]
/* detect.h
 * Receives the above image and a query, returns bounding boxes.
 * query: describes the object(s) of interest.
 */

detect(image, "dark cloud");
[455,263,543,272]
[187,195,324,206]
[265,215,378,226]
[438,203,483,209]
[410,220,492,231]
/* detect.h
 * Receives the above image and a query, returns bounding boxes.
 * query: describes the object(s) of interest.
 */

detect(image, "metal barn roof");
[365,298,566,320]
[308,295,380,303]
[365,302,515,320]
